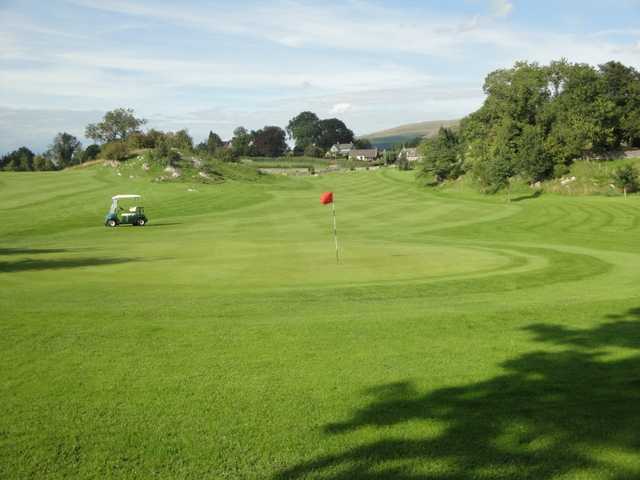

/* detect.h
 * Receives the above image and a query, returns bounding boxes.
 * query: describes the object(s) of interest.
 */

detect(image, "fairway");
[2,166,640,479]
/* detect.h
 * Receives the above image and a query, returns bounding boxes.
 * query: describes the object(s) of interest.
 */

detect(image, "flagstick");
[332,201,340,264]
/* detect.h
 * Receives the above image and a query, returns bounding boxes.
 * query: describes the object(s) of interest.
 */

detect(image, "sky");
[1,0,640,154]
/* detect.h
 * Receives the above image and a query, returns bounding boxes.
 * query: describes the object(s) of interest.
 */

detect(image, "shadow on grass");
[277,309,640,479]
[143,222,182,227]
[0,256,138,273]
[0,247,68,255]
[511,190,543,202]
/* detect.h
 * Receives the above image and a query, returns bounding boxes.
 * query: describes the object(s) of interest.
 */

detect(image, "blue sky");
[1,0,640,153]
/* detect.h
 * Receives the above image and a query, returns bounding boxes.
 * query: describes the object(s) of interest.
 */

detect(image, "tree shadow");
[511,190,543,202]
[0,247,68,256]
[143,222,182,227]
[277,308,640,479]
[0,256,138,273]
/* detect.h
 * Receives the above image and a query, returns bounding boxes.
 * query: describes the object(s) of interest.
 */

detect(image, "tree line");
[1,107,364,171]
[419,60,640,192]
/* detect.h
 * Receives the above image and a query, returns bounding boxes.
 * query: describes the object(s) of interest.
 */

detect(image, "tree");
[231,126,252,156]
[1,147,35,171]
[252,126,287,157]
[49,133,81,168]
[515,124,554,182]
[315,118,354,150]
[599,61,640,148]
[167,129,193,151]
[287,111,320,150]
[83,144,101,162]
[85,108,146,143]
[206,131,224,155]
[419,128,463,182]
[612,164,638,198]
[383,150,397,165]
[354,138,373,149]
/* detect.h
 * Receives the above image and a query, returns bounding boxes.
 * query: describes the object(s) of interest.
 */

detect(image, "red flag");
[320,192,333,205]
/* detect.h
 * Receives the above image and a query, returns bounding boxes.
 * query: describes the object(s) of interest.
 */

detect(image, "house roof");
[350,149,378,158]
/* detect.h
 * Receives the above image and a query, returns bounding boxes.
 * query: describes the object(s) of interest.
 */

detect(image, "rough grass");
[2,165,640,479]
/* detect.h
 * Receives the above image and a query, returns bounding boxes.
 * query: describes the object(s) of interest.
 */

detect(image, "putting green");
[2,165,640,480]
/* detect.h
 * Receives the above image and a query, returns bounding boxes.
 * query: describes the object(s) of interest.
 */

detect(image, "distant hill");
[362,119,460,149]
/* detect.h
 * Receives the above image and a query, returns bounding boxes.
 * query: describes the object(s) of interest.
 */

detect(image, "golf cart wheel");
[106,219,117,227]
[137,218,146,226]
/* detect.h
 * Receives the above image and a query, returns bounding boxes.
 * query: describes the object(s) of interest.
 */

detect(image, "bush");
[215,148,238,163]
[83,144,101,162]
[553,163,571,178]
[612,164,639,196]
[304,145,324,158]
[101,142,129,161]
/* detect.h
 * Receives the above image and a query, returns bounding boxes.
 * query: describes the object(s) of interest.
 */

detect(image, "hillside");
[362,119,460,149]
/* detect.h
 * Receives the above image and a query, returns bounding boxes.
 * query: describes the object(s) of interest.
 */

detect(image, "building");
[329,143,354,157]
[349,149,379,161]
[400,147,422,162]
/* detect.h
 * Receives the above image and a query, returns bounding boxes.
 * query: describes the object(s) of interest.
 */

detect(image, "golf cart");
[105,194,148,227]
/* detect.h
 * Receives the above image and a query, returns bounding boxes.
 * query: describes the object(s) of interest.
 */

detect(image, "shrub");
[612,164,639,197]
[304,145,324,158]
[553,163,571,178]
[215,148,238,163]
[83,144,101,162]
[101,142,130,161]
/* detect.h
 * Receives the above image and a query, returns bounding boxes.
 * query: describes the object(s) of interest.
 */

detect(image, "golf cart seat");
[129,207,137,212]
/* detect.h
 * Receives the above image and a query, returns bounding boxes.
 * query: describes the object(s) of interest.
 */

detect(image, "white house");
[400,147,422,162]
[329,143,354,157]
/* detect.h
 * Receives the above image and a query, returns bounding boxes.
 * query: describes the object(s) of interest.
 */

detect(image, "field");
[2,164,640,479]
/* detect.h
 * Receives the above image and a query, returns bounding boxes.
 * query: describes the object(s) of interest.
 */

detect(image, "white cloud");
[329,103,353,114]
[2,0,640,151]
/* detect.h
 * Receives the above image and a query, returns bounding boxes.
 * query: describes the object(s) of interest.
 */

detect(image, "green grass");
[2,164,640,479]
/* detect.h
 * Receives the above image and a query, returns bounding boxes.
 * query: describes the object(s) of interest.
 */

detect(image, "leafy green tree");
[82,144,101,162]
[168,130,193,151]
[207,131,223,155]
[383,150,397,165]
[231,126,252,156]
[515,124,553,182]
[419,128,463,182]
[145,129,166,148]
[32,155,56,171]
[612,164,638,198]
[287,112,320,150]
[85,108,146,143]
[252,126,287,157]
[1,147,35,171]
[49,133,81,168]
[354,138,373,149]
[315,118,354,150]
[599,61,640,147]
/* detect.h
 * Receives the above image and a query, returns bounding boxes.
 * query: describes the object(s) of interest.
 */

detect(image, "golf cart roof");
[112,194,141,200]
